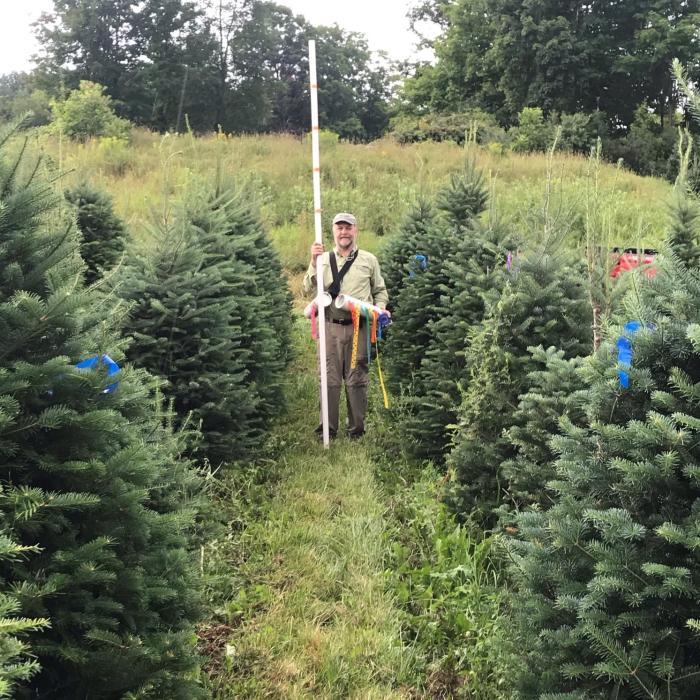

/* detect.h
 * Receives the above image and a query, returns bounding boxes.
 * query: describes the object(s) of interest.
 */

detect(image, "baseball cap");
[332,212,357,226]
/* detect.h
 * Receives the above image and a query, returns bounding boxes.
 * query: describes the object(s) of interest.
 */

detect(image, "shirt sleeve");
[302,260,317,298]
[371,257,389,309]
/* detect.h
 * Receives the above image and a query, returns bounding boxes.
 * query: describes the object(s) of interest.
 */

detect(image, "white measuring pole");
[309,40,330,448]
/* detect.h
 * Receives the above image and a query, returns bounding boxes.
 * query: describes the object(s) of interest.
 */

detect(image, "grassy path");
[212,320,415,698]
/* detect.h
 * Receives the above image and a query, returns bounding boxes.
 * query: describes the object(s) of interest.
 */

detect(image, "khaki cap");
[332,212,357,226]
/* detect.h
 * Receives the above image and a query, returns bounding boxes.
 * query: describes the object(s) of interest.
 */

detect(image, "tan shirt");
[303,248,389,321]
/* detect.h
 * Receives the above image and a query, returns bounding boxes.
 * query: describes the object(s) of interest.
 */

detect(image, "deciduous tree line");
[2,0,392,141]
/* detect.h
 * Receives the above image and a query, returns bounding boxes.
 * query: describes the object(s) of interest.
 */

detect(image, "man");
[303,212,388,439]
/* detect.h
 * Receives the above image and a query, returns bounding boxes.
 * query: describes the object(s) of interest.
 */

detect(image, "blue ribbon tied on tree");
[408,254,428,278]
[76,354,121,394]
[616,321,654,389]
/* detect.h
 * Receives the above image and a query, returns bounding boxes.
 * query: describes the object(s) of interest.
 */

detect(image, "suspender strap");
[328,250,358,298]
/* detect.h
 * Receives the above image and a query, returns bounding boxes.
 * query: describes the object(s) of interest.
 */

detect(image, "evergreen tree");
[0,527,48,698]
[447,253,591,524]
[0,123,203,698]
[383,163,509,461]
[499,346,587,514]
[189,183,293,419]
[404,217,514,460]
[667,187,700,269]
[509,254,700,698]
[65,183,127,284]
[119,183,292,466]
[381,197,438,307]
[119,209,260,466]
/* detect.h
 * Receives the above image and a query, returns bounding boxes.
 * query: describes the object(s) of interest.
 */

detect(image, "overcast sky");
[0,0,433,75]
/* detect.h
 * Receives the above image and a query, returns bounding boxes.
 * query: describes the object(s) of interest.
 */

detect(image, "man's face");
[332,221,358,254]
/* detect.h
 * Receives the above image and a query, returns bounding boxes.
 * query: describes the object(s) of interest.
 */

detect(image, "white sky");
[0,0,432,75]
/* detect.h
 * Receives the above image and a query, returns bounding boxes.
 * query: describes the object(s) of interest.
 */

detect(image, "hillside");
[35,129,673,278]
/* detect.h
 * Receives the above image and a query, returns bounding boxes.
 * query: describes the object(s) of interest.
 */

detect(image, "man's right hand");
[310,242,325,265]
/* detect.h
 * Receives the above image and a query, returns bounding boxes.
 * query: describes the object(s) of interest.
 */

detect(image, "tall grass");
[31,128,674,274]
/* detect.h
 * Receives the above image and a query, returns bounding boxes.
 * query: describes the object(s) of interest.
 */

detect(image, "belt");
[326,317,353,325]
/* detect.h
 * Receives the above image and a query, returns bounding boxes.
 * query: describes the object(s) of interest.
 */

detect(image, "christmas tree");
[187,183,293,422]
[500,346,587,514]
[65,183,127,284]
[0,123,203,698]
[447,252,591,524]
[383,163,498,459]
[509,253,700,697]
[119,183,292,466]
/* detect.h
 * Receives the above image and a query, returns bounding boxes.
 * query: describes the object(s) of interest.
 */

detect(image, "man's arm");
[371,256,389,309]
[303,243,325,297]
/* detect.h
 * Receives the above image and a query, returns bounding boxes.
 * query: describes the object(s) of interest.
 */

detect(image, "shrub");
[50,81,131,142]
[390,110,505,146]
[509,107,555,153]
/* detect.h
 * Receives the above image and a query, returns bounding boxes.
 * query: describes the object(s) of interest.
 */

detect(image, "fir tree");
[509,254,700,698]
[383,163,496,459]
[381,197,439,307]
[499,346,587,514]
[65,183,127,284]
[0,525,49,698]
[403,217,515,460]
[119,209,261,466]
[0,123,203,698]
[188,183,293,421]
[667,186,700,270]
[447,253,591,524]
[120,183,292,466]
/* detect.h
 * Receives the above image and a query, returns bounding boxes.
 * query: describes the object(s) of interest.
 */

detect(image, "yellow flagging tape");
[350,305,360,369]
[374,340,390,409]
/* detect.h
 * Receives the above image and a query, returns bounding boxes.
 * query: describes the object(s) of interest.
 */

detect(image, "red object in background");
[610,249,658,279]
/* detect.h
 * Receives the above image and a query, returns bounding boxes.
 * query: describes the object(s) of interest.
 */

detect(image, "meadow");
[33,128,674,280]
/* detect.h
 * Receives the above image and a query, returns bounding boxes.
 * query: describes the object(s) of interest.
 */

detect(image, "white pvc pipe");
[335,294,391,321]
[303,292,332,319]
[309,40,330,448]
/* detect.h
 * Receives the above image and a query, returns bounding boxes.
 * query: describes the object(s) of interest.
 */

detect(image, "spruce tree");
[447,253,591,524]
[0,123,203,698]
[65,183,127,284]
[509,254,700,698]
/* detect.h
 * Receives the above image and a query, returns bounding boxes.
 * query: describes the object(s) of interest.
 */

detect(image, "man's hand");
[310,242,325,265]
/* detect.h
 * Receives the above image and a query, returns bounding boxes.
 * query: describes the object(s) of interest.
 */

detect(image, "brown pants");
[317,321,369,437]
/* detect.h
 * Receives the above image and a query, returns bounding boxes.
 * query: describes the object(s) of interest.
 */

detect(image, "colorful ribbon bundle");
[308,293,392,409]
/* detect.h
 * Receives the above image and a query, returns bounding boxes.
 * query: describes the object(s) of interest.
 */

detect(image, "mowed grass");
[31,128,675,270]
[206,318,415,699]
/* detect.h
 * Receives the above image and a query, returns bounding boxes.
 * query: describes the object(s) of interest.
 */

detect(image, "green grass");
[30,129,675,269]
[202,318,417,698]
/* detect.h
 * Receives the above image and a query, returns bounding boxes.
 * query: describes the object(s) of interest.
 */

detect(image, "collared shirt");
[303,248,389,320]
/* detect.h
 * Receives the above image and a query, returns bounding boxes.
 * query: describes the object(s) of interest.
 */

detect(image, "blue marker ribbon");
[616,321,654,389]
[76,354,121,394]
[409,254,428,278]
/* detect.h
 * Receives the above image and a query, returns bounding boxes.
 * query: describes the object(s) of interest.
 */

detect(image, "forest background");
[4,0,700,182]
